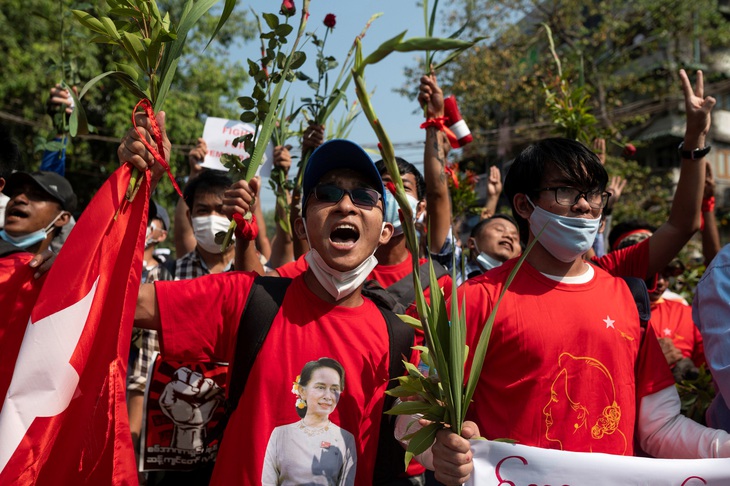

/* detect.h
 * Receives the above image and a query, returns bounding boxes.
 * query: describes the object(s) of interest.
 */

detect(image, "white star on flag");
[663,328,672,336]
[603,316,615,329]
[0,278,98,472]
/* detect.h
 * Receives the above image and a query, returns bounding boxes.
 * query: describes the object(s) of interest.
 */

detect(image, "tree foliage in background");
[0,0,256,212]
[404,0,730,165]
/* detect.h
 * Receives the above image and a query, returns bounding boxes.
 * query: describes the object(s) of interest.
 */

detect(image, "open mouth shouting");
[329,223,360,250]
[498,238,514,253]
[3,205,30,227]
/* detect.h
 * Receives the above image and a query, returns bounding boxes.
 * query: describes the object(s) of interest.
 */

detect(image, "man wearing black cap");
[122,110,414,484]
[0,171,76,255]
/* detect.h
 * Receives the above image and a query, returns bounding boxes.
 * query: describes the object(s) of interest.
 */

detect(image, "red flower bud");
[323,13,336,28]
[280,0,296,16]
[385,181,396,195]
[623,143,636,158]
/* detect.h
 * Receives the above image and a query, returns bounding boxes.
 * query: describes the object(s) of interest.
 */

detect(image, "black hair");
[503,138,608,242]
[183,170,233,211]
[295,357,345,419]
[608,219,656,252]
[0,124,22,180]
[375,157,426,201]
[470,214,519,238]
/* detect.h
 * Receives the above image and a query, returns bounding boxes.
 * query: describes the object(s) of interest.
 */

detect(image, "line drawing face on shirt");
[542,353,626,454]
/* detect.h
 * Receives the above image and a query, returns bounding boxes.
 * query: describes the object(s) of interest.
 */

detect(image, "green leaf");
[385,400,432,416]
[240,111,256,123]
[157,0,231,110]
[120,31,148,71]
[404,423,441,470]
[396,313,422,330]
[238,97,256,109]
[262,12,279,30]
[108,7,141,17]
[79,70,146,100]
[275,24,293,36]
[290,51,307,70]
[257,100,270,114]
[361,30,407,68]
[71,10,108,36]
[204,0,237,51]
[61,82,89,137]
[115,63,140,82]
[393,37,474,53]
[99,16,122,42]
[428,0,439,38]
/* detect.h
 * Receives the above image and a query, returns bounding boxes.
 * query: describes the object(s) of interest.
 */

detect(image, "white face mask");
[0,211,64,249]
[191,215,234,254]
[145,222,162,248]
[527,197,600,263]
[473,241,503,271]
[302,217,382,300]
[305,248,379,301]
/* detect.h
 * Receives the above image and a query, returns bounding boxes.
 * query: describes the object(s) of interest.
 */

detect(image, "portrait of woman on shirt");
[262,357,357,485]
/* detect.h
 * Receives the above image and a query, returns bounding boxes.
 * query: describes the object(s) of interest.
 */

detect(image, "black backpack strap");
[385,259,449,310]
[0,239,25,258]
[621,276,651,328]
[362,279,408,314]
[205,276,292,447]
[373,305,416,484]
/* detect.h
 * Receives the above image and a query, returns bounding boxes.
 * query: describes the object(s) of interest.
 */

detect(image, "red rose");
[323,13,336,28]
[623,143,636,158]
[280,0,296,16]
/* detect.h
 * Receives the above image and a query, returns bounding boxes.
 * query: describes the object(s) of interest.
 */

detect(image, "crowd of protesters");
[2,68,730,486]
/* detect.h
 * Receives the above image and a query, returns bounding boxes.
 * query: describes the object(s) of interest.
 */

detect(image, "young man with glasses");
[419,70,730,485]
[127,128,420,484]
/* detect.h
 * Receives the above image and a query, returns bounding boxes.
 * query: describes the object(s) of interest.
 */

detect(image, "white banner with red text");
[468,440,730,486]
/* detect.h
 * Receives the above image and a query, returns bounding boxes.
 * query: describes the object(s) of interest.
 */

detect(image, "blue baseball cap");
[302,139,386,213]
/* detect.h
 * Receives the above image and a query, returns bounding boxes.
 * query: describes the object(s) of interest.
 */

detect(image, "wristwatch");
[678,142,711,160]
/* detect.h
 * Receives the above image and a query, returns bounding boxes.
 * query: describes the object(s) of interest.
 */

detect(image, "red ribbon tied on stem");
[132,99,183,198]
[233,213,259,241]
[420,117,460,149]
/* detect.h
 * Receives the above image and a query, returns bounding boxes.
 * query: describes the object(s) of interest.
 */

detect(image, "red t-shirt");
[592,237,651,279]
[650,298,706,367]
[275,254,308,278]
[156,273,414,486]
[454,259,674,455]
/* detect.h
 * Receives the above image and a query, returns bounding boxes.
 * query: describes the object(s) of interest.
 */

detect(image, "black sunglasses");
[313,184,382,209]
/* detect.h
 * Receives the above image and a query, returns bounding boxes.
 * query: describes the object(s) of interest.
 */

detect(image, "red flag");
[0,250,45,406]
[0,164,149,485]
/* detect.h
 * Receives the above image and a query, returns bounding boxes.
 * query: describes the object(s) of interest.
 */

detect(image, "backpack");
[362,259,449,314]
[207,276,415,483]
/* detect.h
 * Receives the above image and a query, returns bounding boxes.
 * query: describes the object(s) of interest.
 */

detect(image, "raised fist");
[159,366,224,451]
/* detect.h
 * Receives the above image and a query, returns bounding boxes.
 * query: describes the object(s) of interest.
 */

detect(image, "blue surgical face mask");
[383,191,420,237]
[527,197,600,263]
[0,211,64,249]
[473,241,503,271]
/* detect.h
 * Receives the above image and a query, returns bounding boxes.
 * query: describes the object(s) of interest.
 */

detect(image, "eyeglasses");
[313,184,382,209]
[536,186,611,209]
